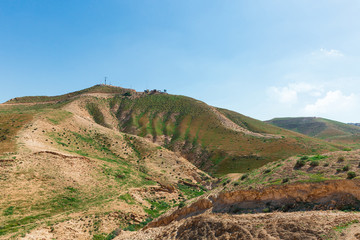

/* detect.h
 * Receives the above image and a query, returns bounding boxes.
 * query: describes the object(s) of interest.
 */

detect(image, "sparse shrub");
[300,156,309,160]
[115,173,125,179]
[347,171,356,179]
[343,148,352,151]
[310,160,319,167]
[262,208,270,213]
[336,168,342,173]
[178,201,185,208]
[233,182,239,186]
[323,163,329,167]
[338,156,345,162]
[123,92,132,97]
[241,173,249,180]
[343,165,350,171]
[282,178,289,183]
[264,169,271,174]
[295,159,306,168]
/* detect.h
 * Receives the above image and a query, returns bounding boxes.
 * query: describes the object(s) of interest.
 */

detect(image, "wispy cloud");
[318,48,344,57]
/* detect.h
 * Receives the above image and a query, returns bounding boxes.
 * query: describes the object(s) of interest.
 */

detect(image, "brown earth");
[116,180,360,240]
[115,211,360,240]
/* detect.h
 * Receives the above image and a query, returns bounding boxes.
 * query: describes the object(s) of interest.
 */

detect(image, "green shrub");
[264,169,271,174]
[241,173,249,180]
[178,201,185,208]
[338,156,345,162]
[347,171,356,179]
[310,161,319,167]
[262,208,270,213]
[343,165,350,171]
[300,156,309,160]
[295,159,306,168]
[282,178,289,183]
[336,168,342,173]
[323,163,329,167]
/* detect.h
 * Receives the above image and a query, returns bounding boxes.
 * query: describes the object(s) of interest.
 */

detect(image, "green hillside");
[1,85,343,176]
[267,117,360,148]
[107,92,341,175]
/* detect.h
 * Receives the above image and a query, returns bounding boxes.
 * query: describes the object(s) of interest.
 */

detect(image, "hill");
[3,85,342,176]
[0,84,351,239]
[100,90,343,175]
[0,89,212,239]
[267,117,360,148]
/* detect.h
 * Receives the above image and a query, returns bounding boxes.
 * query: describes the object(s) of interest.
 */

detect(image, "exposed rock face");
[145,198,213,229]
[115,211,360,240]
[213,179,360,213]
[147,180,360,229]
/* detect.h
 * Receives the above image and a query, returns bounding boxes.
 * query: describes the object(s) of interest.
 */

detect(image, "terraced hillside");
[267,117,360,148]
[106,91,341,175]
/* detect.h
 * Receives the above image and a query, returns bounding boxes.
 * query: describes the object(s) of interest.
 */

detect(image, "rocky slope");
[115,179,360,240]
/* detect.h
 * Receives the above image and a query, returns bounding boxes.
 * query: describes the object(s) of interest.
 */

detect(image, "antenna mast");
[104,77,107,85]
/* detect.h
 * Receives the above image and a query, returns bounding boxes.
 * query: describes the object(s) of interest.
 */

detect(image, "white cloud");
[304,90,358,115]
[268,82,323,105]
[268,86,297,104]
[319,48,344,57]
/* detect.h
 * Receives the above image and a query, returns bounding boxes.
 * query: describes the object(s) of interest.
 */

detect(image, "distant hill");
[349,123,360,127]
[266,117,360,148]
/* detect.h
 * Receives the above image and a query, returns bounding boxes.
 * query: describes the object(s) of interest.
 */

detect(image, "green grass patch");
[46,110,72,125]
[177,183,205,199]
[3,206,14,216]
[86,102,107,127]
[144,200,171,218]
[334,220,359,233]
[0,213,50,236]
[118,193,135,204]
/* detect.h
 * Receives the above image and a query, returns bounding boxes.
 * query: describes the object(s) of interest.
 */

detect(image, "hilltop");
[267,117,360,148]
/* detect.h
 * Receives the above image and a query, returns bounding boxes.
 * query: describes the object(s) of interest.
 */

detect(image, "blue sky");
[1,1,360,122]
